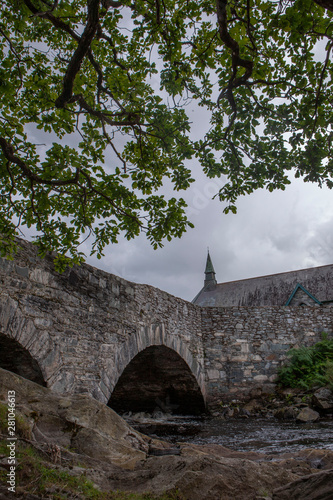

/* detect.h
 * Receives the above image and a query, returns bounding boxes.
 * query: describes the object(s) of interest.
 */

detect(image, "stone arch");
[0,332,46,386]
[103,323,206,414]
[0,295,62,387]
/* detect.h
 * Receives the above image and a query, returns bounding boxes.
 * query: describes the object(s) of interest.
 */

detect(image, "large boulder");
[273,469,333,499]
[0,367,152,469]
[312,388,333,412]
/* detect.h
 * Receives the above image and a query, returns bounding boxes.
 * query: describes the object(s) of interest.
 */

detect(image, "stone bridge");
[1,240,333,412]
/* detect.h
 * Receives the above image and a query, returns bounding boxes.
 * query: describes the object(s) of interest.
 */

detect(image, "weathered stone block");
[15,265,29,278]
[207,369,220,380]
[253,374,268,382]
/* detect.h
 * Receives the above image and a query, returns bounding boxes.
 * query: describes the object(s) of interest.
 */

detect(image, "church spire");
[204,250,217,288]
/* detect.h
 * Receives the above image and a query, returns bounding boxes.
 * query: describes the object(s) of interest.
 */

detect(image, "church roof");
[193,263,333,307]
[205,252,215,274]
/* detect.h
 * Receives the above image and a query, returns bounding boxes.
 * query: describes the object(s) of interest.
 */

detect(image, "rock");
[0,367,151,469]
[2,367,333,500]
[152,409,165,419]
[226,407,239,417]
[274,406,298,420]
[148,445,181,456]
[312,387,333,411]
[272,469,333,499]
[281,388,300,398]
[131,411,151,421]
[298,448,333,470]
[238,408,251,418]
[296,407,320,422]
[250,387,263,398]
[243,399,263,413]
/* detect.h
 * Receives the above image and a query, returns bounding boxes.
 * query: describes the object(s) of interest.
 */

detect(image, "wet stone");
[296,407,320,423]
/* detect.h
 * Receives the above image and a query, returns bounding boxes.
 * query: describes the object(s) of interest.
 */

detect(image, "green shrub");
[325,360,333,390]
[277,334,333,389]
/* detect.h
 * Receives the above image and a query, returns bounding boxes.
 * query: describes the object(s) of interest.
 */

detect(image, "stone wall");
[202,306,333,405]
[0,240,205,405]
[1,239,333,412]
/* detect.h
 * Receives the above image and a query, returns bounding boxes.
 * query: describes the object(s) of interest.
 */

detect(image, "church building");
[192,252,333,307]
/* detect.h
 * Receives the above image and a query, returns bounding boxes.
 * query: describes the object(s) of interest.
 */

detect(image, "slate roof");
[193,263,333,307]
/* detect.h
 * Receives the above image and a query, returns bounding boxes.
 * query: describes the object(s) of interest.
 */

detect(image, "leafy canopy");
[0,0,332,267]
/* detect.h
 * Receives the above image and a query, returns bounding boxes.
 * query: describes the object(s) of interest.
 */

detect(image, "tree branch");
[0,137,80,186]
[55,0,101,108]
[311,41,333,135]
[23,0,80,42]
[216,0,253,121]
[102,0,123,8]
[79,170,143,226]
[313,0,333,12]
[97,27,130,74]
[0,137,142,229]
[216,0,253,85]
[70,94,143,126]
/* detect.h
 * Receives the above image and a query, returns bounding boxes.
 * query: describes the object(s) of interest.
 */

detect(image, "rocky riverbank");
[213,385,333,424]
[1,368,333,500]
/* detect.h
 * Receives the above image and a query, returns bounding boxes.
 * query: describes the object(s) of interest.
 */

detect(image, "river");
[128,415,333,454]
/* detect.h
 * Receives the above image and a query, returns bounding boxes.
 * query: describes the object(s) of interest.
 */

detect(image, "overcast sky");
[76,168,333,303]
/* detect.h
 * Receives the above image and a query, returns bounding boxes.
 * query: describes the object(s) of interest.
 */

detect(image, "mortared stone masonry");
[1,239,333,411]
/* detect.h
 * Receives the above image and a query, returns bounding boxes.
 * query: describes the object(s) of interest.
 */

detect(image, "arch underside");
[108,345,206,415]
[0,332,46,386]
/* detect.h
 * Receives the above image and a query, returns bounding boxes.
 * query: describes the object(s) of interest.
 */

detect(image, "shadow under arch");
[107,325,206,415]
[0,332,46,386]
[104,323,206,398]
[0,296,62,388]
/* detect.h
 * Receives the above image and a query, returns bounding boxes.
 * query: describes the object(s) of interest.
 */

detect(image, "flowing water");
[128,415,333,454]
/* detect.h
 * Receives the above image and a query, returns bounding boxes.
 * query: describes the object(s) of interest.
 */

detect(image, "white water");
[128,415,333,454]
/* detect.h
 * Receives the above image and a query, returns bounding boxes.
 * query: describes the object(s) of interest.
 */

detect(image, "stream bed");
[129,415,333,454]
